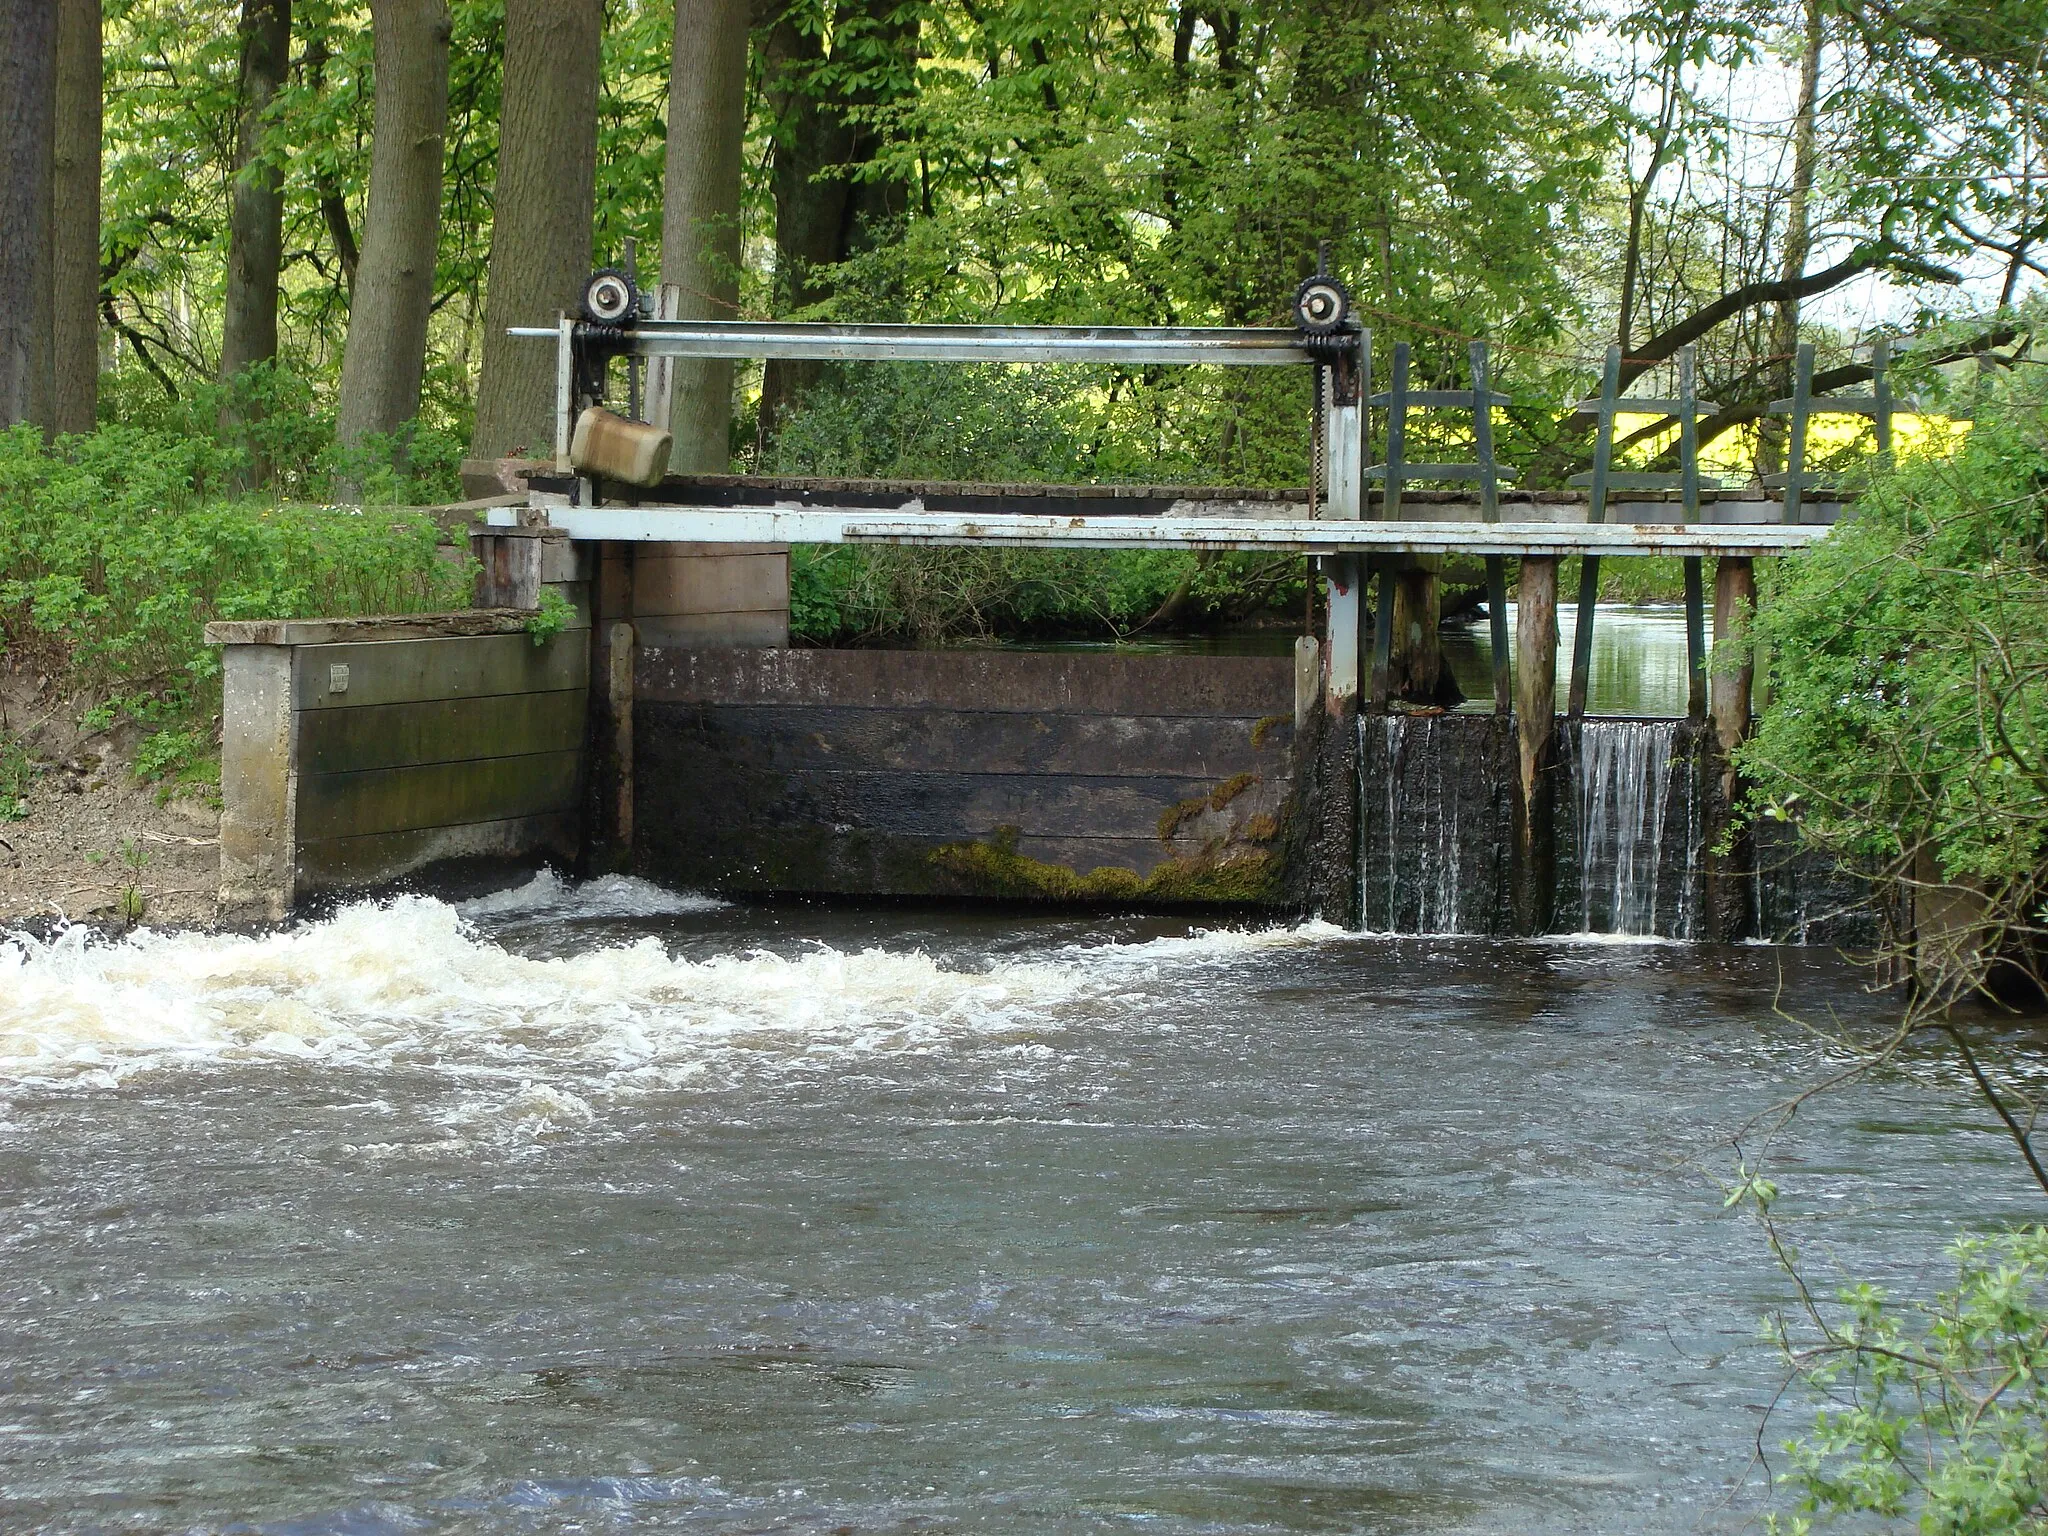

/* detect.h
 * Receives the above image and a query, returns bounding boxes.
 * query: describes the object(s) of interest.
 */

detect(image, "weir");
[206,278,1903,943]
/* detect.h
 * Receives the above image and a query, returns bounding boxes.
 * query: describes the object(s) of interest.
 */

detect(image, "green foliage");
[788,542,1306,644]
[1766,1226,2048,1535]
[0,425,475,713]
[524,587,575,646]
[132,728,209,785]
[1737,367,2048,905]
[0,731,31,820]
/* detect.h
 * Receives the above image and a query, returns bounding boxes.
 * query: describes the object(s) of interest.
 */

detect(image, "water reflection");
[1447,604,1690,718]
[967,604,1694,718]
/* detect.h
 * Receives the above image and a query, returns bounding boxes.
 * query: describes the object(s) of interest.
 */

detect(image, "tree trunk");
[218,0,293,417]
[469,0,600,462]
[659,0,749,473]
[759,0,916,446]
[51,0,99,436]
[0,0,57,432]
[1761,0,1822,478]
[335,0,452,458]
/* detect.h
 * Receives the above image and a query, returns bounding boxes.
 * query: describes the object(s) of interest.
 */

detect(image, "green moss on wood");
[1158,795,1212,842]
[1209,771,1258,811]
[929,824,1279,904]
[1250,714,1289,750]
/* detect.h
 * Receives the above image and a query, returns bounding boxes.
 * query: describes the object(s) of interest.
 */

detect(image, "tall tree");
[335,0,452,456]
[759,0,918,441]
[0,0,58,431]
[659,0,750,472]
[469,0,600,463]
[218,0,293,415]
[1760,0,1823,476]
[51,0,100,436]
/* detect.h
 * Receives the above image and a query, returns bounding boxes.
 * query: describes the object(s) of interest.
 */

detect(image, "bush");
[0,424,475,714]
[1736,368,2048,999]
[1763,1219,2048,1534]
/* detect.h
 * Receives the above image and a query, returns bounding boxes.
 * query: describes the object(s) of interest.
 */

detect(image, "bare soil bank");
[0,669,220,929]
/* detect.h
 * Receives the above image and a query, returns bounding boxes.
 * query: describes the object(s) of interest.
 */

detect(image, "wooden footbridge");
[207,275,1889,923]
[498,288,1862,763]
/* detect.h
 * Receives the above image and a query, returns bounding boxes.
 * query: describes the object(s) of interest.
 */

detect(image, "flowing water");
[1,873,2035,1533]
[1570,721,1699,941]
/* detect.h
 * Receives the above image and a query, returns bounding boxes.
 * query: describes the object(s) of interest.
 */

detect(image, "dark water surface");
[0,878,2032,1532]
[985,603,1694,717]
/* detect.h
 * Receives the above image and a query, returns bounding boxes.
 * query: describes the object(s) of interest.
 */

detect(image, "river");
[0,873,2032,1532]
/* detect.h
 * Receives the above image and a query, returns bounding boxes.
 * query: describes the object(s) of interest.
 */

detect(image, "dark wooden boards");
[634,646,1296,902]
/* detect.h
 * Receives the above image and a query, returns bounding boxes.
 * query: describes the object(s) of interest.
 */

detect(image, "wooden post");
[608,620,635,857]
[1390,563,1444,704]
[584,541,636,873]
[1705,553,1757,940]
[1711,556,1756,759]
[1568,345,1620,719]
[1683,558,1708,721]
[1782,342,1814,525]
[1514,555,1559,933]
[1370,560,1394,712]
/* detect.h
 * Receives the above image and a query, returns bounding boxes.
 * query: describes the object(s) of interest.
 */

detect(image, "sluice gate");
[210,287,1890,940]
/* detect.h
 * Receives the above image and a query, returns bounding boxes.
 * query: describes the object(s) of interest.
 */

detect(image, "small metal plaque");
[329,663,350,694]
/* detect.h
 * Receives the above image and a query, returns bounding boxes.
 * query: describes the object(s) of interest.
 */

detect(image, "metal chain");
[1308,364,1325,521]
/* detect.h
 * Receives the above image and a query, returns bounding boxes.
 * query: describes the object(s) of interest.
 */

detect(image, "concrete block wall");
[210,602,590,921]
[631,543,790,649]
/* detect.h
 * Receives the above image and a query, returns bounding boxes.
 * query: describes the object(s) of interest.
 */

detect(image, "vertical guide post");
[1514,556,1560,933]
[1370,564,1395,711]
[1321,340,1364,706]
[1383,343,1409,521]
[1871,336,1894,466]
[1679,346,1707,722]
[555,314,575,473]
[1471,340,1511,715]
[1782,341,1814,525]
[1567,343,1620,719]
[623,237,642,422]
[644,283,682,429]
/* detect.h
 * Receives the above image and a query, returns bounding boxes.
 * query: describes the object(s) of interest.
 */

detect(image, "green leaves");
[0,423,473,715]
[1773,1227,2048,1534]
[1738,355,2048,903]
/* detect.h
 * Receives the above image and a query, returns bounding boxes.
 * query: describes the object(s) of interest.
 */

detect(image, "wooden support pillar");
[1486,556,1512,713]
[1514,556,1559,933]
[585,541,637,873]
[1683,556,1708,721]
[1706,554,1757,939]
[1389,560,1451,705]
[1567,556,1599,718]
[1711,556,1755,760]
[1369,559,1394,713]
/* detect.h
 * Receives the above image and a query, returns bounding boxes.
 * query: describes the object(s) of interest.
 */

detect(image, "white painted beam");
[489,503,1830,558]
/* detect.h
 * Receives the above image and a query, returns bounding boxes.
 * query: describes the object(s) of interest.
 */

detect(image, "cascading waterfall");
[1360,713,1708,940]
[1570,720,1697,939]
[1359,714,1500,936]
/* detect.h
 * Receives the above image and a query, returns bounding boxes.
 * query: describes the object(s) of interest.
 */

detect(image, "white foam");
[457,869,726,922]
[0,901,1332,1093]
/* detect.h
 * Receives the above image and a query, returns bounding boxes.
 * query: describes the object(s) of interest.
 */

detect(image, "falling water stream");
[1570,721,1698,940]
[0,873,2034,1533]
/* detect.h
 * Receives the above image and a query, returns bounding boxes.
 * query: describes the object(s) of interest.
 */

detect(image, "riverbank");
[0,668,221,928]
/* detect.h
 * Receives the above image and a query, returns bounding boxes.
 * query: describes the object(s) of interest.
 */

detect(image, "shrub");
[1736,368,2048,1001]
[0,424,474,715]
[1763,1220,2048,1535]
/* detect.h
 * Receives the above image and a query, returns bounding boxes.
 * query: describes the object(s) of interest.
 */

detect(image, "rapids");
[0,877,2031,1532]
